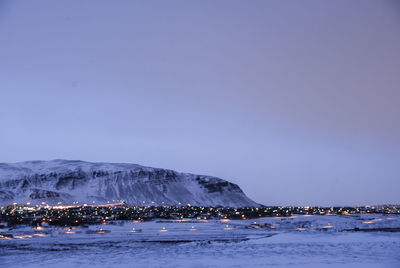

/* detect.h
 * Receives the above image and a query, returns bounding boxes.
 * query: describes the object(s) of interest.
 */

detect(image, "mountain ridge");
[0,160,260,207]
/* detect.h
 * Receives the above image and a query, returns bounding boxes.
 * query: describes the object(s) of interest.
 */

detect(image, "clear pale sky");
[0,0,399,206]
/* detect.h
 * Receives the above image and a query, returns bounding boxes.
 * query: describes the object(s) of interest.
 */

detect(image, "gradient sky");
[0,0,399,206]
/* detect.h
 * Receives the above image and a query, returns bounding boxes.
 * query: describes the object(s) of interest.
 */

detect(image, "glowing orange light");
[224,225,233,230]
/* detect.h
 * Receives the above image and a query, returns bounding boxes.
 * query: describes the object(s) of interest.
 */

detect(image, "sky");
[0,0,399,206]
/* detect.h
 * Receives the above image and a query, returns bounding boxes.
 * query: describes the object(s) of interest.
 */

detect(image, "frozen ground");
[1,214,400,267]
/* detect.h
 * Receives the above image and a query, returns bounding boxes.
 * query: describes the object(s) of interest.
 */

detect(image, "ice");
[1,214,399,267]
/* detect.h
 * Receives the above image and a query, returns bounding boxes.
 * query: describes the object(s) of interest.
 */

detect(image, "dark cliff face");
[0,160,260,207]
[196,177,242,194]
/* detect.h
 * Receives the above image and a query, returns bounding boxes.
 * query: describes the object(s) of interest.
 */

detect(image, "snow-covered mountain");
[0,160,260,207]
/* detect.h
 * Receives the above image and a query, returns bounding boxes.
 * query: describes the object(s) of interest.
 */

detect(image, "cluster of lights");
[1,203,399,233]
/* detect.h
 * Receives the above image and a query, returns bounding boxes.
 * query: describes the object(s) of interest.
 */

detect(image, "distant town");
[1,202,399,227]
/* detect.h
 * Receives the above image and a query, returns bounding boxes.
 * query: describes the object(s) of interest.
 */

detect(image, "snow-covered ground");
[1,214,400,267]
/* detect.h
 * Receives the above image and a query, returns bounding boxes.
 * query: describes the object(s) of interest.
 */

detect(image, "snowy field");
[1,214,400,267]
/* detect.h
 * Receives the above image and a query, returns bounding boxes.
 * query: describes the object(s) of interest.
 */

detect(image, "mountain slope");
[0,160,260,207]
